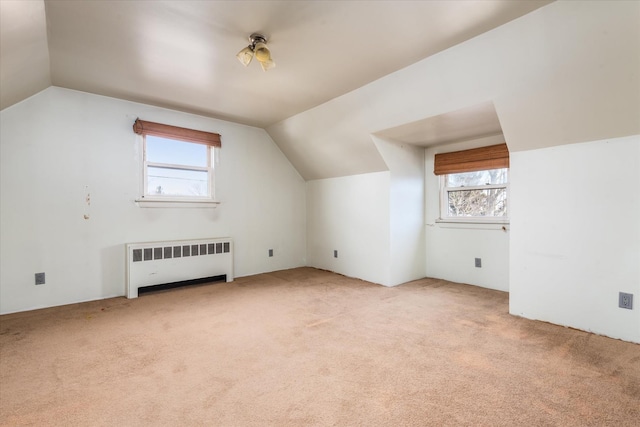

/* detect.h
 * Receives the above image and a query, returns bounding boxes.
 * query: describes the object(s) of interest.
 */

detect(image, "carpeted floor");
[1,267,638,426]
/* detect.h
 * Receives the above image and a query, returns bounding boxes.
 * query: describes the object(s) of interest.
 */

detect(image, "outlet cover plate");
[475,258,482,268]
[35,272,45,285]
[268,249,273,257]
[619,292,633,310]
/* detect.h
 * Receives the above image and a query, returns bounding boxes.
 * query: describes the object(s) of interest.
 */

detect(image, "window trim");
[135,199,221,208]
[133,119,221,207]
[438,173,510,224]
[141,136,215,202]
[434,144,510,224]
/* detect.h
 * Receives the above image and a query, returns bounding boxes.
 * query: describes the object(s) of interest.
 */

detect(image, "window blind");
[133,119,221,147]
[434,143,509,175]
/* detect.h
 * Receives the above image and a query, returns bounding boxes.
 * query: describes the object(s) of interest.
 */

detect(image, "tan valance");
[133,119,221,147]
[434,143,509,175]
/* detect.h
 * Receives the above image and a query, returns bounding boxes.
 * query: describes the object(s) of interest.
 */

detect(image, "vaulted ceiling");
[4,1,637,181]
[1,0,551,127]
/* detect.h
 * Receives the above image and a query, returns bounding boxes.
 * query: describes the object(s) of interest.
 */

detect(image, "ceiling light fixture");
[236,33,275,71]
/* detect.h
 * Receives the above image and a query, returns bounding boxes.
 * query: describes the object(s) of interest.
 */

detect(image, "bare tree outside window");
[443,168,508,219]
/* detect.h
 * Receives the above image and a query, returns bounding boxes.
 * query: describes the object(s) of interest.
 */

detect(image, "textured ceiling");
[1,0,552,127]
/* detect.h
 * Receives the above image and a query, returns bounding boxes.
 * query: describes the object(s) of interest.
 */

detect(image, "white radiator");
[125,237,233,298]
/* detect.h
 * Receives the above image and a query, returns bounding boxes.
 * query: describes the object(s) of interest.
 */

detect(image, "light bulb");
[253,42,271,62]
[236,46,254,66]
[260,59,276,71]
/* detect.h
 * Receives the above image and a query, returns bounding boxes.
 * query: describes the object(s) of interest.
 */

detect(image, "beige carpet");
[1,267,638,426]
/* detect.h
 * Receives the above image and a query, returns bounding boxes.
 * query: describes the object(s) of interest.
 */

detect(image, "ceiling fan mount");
[249,33,267,46]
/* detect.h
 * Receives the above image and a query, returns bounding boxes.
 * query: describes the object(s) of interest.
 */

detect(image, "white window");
[133,118,221,207]
[440,168,508,222]
[143,135,214,200]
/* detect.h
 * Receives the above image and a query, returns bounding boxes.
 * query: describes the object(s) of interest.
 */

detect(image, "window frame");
[141,135,216,202]
[133,119,220,208]
[438,168,510,224]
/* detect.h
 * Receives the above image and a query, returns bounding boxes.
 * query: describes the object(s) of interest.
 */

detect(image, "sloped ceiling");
[1,0,551,125]
[3,1,637,182]
[268,0,640,180]
[0,1,50,109]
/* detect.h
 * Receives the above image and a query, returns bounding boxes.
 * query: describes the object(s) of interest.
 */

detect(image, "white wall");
[510,136,640,343]
[306,172,390,285]
[424,135,510,292]
[306,138,425,288]
[373,137,425,286]
[0,87,306,314]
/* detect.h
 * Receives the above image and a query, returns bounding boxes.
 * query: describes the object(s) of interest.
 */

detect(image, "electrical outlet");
[475,258,482,268]
[35,272,45,285]
[334,250,338,258]
[619,292,633,310]
[268,249,273,257]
